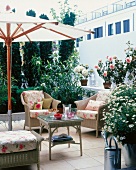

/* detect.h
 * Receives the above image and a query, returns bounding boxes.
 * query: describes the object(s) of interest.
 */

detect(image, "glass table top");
[38,114,83,122]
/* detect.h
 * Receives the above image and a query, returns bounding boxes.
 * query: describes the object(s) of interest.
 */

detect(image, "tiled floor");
[0,120,128,170]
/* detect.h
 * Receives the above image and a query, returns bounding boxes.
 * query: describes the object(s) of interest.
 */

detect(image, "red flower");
[110,64,115,69]
[126,57,132,63]
[19,144,24,150]
[35,112,39,116]
[108,56,113,62]
[6,5,11,11]
[103,71,107,77]
[36,104,41,109]
[94,65,100,70]
[2,146,7,153]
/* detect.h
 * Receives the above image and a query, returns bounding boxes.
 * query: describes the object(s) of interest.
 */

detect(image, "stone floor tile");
[66,157,102,169]
[0,120,128,170]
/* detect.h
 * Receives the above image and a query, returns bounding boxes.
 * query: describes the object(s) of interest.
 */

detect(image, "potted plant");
[124,41,136,84]
[39,50,87,111]
[95,56,115,88]
[95,41,135,88]
[103,83,136,167]
[74,64,89,86]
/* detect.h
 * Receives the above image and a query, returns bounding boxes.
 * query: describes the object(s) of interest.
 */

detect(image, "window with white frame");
[123,19,130,33]
[115,21,121,34]
[108,24,113,36]
[94,26,103,38]
[87,33,91,40]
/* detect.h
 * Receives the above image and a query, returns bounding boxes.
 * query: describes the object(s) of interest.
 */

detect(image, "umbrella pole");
[7,41,12,131]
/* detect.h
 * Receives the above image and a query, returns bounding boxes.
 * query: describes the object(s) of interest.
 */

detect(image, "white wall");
[79,31,136,86]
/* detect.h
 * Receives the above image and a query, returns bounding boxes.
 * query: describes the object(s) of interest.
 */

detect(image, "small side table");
[37,115,83,160]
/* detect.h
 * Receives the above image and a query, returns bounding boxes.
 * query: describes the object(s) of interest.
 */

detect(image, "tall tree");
[12,42,22,87]
[59,12,76,62]
[50,0,77,62]
[23,42,40,87]
[24,10,40,87]
[39,14,52,64]
[0,43,6,78]
[26,9,36,17]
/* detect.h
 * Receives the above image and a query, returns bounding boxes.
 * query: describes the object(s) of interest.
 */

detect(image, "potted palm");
[103,83,136,167]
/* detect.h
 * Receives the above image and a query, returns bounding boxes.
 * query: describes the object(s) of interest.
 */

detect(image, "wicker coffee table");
[37,115,83,160]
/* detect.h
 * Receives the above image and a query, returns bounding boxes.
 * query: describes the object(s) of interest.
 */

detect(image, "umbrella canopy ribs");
[0,11,93,130]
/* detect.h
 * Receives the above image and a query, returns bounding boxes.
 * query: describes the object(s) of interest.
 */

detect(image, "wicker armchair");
[21,90,61,130]
[74,90,110,137]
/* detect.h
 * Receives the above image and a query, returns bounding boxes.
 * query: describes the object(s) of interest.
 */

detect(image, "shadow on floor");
[0,165,33,170]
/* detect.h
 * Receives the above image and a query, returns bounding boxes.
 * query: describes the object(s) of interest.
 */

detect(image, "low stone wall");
[0,112,25,122]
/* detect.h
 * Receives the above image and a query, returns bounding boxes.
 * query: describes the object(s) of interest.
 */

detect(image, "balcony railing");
[75,0,136,25]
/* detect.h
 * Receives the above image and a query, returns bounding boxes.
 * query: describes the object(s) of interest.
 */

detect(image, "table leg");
[49,127,52,160]
[78,125,82,156]
[67,126,70,148]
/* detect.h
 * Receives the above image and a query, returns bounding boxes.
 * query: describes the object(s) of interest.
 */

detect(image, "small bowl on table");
[67,112,76,119]
[54,113,62,120]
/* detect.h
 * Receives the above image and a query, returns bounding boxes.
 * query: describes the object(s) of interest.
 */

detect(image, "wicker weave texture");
[0,149,39,168]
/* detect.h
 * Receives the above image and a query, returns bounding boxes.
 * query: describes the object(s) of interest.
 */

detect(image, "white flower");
[79,65,85,72]
[74,64,89,79]
[129,124,134,128]
[82,69,88,77]
[41,83,45,86]
[36,61,40,65]
[74,66,80,73]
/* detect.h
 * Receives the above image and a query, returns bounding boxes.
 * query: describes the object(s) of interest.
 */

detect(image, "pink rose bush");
[95,41,135,85]
[95,55,130,84]
[94,55,126,83]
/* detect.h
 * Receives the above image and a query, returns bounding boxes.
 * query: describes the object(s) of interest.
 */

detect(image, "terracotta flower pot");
[80,79,88,86]
[103,82,111,89]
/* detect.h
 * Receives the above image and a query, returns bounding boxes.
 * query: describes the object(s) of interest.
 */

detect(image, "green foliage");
[125,41,136,83]
[50,0,79,22]
[26,9,36,17]
[39,14,53,64]
[39,50,86,105]
[50,0,77,62]
[12,42,22,87]
[59,12,76,62]
[0,43,6,77]
[23,42,40,87]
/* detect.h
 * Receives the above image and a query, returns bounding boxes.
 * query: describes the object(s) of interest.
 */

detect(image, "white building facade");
[76,0,136,86]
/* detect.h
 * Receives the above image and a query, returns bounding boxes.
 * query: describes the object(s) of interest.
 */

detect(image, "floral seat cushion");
[22,90,44,109]
[77,110,98,120]
[30,109,49,118]
[0,130,37,154]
